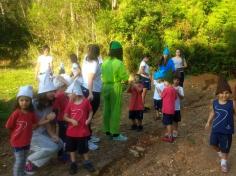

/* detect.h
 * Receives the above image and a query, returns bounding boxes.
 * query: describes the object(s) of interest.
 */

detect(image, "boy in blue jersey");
[205,76,236,173]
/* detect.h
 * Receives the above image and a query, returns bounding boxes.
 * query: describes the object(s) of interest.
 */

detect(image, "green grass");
[0,68,36,122]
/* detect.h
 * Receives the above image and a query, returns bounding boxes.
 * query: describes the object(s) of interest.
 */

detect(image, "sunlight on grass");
[0,68,36,120]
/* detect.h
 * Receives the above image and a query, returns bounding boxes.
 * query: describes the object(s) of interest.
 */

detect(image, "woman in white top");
[81,44,102,150]
[139,54,151,111]
[171,49,187,87]
[35,45,53,81]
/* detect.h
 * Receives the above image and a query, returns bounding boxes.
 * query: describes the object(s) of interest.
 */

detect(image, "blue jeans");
[13,146,30,176]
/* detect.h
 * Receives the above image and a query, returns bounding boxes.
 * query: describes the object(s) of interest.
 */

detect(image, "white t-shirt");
[82,57,102,92]
[153,81,165,100]
[174,86,184,110]
[37,55,53,74]
[139,60,150,77]
[172,57,183,70]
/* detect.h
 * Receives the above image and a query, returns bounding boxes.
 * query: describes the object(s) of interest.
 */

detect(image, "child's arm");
[85,110,93,125]
[5,112,17,129]
[134,83,143,92]
[37,112,56,126]
[177,87,184,99]
[205,102,214,130]
[64,114,78,126]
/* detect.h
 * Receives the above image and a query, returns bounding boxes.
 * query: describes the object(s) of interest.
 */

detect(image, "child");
[205,77,235,173]
[35,45,53,81]
[53,75,72,161]
[153,79,165,120]
[127,74,144,131]
[161,71,177,143]
[172,73,184,138]
[5,86,38,176]
[64,79,95,175]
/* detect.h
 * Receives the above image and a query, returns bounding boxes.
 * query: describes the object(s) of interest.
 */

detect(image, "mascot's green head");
[109,41,123,60]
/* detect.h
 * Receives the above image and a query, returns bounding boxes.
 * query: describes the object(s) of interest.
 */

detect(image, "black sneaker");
[137,125,143,132]
[130,124,137,130]
[69,162,78,175]
[83,161,96,172]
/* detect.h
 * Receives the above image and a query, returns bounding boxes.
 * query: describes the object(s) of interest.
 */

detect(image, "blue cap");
[163,47,170,55]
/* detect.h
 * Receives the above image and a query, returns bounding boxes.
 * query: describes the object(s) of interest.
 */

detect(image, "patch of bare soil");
[1,73,236,176]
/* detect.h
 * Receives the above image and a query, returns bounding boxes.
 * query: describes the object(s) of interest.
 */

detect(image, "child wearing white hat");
[52,74,72,161]
[64,79,96,174]
[5,86,38,176]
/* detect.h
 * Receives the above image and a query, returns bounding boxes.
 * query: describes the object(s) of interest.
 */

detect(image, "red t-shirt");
[128,83,144,111]
[5,109,38,148]
[64,98,92,137]
[52,90,69,121]
[161,86,177,115]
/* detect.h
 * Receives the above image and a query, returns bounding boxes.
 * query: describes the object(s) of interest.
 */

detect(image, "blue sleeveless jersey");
[212,100,234,134]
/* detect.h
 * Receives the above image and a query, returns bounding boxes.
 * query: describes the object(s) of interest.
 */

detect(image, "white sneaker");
[90,135,100,143]
[88,141,99,150]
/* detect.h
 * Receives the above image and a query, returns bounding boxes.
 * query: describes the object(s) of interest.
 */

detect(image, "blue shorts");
[210,133,232,153]
[162,113,174,125]
[173,111,181,123]
[140,76,151,90]
[154,99,162,111]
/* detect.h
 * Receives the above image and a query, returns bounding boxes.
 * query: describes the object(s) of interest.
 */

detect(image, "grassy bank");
[0,68,35,122]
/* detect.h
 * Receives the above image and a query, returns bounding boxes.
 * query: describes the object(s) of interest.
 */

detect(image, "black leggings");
[81,86,100,115]
[81,86,101,136]
[179,71,184,87]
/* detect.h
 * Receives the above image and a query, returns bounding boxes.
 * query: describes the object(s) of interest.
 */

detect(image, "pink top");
[161,86,177,115]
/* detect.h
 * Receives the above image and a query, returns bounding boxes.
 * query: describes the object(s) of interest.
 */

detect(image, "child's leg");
[137,119,142,126]
[166,125,173,137]
[13,149,28,176]
[70,152,76,163]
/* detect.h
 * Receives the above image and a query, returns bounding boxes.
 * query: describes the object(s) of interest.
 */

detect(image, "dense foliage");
[0,0,235,75]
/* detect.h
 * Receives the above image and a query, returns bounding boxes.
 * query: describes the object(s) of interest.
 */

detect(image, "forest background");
[0,0,236,74]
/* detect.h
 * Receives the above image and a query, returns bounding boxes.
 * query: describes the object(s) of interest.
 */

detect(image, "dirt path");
[1,74,236,176]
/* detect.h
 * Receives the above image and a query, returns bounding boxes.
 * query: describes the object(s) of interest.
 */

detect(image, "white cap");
[53,74,73,89]
[65,78,83,96]
[17,85,33,99]
[38,73,57,94]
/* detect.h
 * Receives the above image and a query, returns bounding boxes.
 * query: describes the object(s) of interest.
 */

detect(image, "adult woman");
[25,74,62,175]
[102,41,129,141]
[138,54,151,111]
[81,44,102,150]
[171,49,187,87]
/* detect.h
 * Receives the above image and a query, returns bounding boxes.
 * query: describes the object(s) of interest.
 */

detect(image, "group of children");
[5,44,235,175]
[127,70,184,143]
[128,68,235,173]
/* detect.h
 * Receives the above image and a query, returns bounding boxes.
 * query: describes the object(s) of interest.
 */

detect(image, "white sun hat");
[53,74,73,89]
[17,85,34,99]
[65,78,83,96]
[38,73,57,94]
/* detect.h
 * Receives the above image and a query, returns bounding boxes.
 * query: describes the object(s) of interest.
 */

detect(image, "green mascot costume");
[101,41,129,141]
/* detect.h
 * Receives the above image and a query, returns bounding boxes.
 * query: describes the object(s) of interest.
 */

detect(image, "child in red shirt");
[53,75,71,161]
[128,74,144,131]
[5,86,38,176]
[64,79,95,175]
[161,72,177,143]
